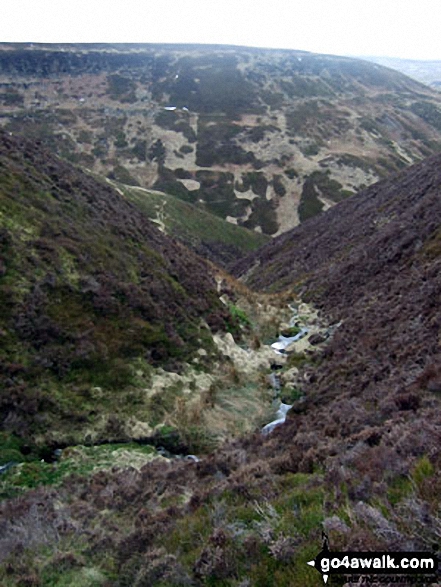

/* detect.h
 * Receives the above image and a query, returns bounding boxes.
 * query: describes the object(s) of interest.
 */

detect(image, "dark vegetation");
[4,110,79,162]
[306,170,353,203]
[242,198,279,235]
[272,174,286,197]
[280,77,333,99]
[233,156,441,552]
[298,176,324,221]
[153,53,261,116]
[195,170,250,218]
[154,166,196,202]
[0,47,153,76]
[107,74,137,103]
[335,152,376,174]
[153,165,280,234]
[0,89,24,106]
[107,164,140,186]
[244,123,278,142]
[235,171,268,197]
[0,131,235,450]
[410,100,441,132]
[196,117,262,168]
[298,170,353,221]
[285,101,351,144]
[285,101,323,135]
[155,110,196,142]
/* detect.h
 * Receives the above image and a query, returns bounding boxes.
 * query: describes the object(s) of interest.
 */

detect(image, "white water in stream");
[270,327,308,355]
[262,308,308,435]
[261,402,293,435]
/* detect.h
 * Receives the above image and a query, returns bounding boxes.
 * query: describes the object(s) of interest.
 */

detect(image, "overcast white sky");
[2,0,441,60]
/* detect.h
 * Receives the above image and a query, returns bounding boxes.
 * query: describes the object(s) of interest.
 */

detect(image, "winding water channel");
[261,309,309,434]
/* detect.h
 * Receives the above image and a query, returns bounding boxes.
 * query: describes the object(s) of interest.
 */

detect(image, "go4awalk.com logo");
[307,533,438,584]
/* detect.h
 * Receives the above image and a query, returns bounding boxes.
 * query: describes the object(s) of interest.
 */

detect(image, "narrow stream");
[261,402,293,434]
[270,327,308,355]
[262,306,308,434]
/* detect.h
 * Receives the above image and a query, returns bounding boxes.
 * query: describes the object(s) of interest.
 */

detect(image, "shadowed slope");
[0,131,234,445]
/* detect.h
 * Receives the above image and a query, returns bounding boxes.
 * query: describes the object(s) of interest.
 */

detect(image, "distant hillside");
[365,55,441,89]
[0,130,237,447]
[2,43,441,235]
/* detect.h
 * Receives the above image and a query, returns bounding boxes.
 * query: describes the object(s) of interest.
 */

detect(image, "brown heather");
[1,135,441,585]
[0,131,238,447]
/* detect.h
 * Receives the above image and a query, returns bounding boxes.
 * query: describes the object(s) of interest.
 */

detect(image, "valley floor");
[0,293,343,586]
[1,286,441,587]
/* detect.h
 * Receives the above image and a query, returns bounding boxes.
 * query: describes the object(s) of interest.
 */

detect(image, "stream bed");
[261,306,310,434]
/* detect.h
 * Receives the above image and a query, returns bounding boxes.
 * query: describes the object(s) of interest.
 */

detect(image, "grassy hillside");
[112,182,269,267]
[2,43,441,235]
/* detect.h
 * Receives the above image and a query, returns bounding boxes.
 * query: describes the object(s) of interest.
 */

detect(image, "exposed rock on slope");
[2,43,441,234]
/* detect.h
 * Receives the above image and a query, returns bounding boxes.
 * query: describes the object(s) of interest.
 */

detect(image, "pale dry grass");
[202,382,274,441]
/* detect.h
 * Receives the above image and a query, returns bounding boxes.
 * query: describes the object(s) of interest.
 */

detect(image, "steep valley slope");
[0,129,261,451]
[2,43,441,236]
[1,136,441,584]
